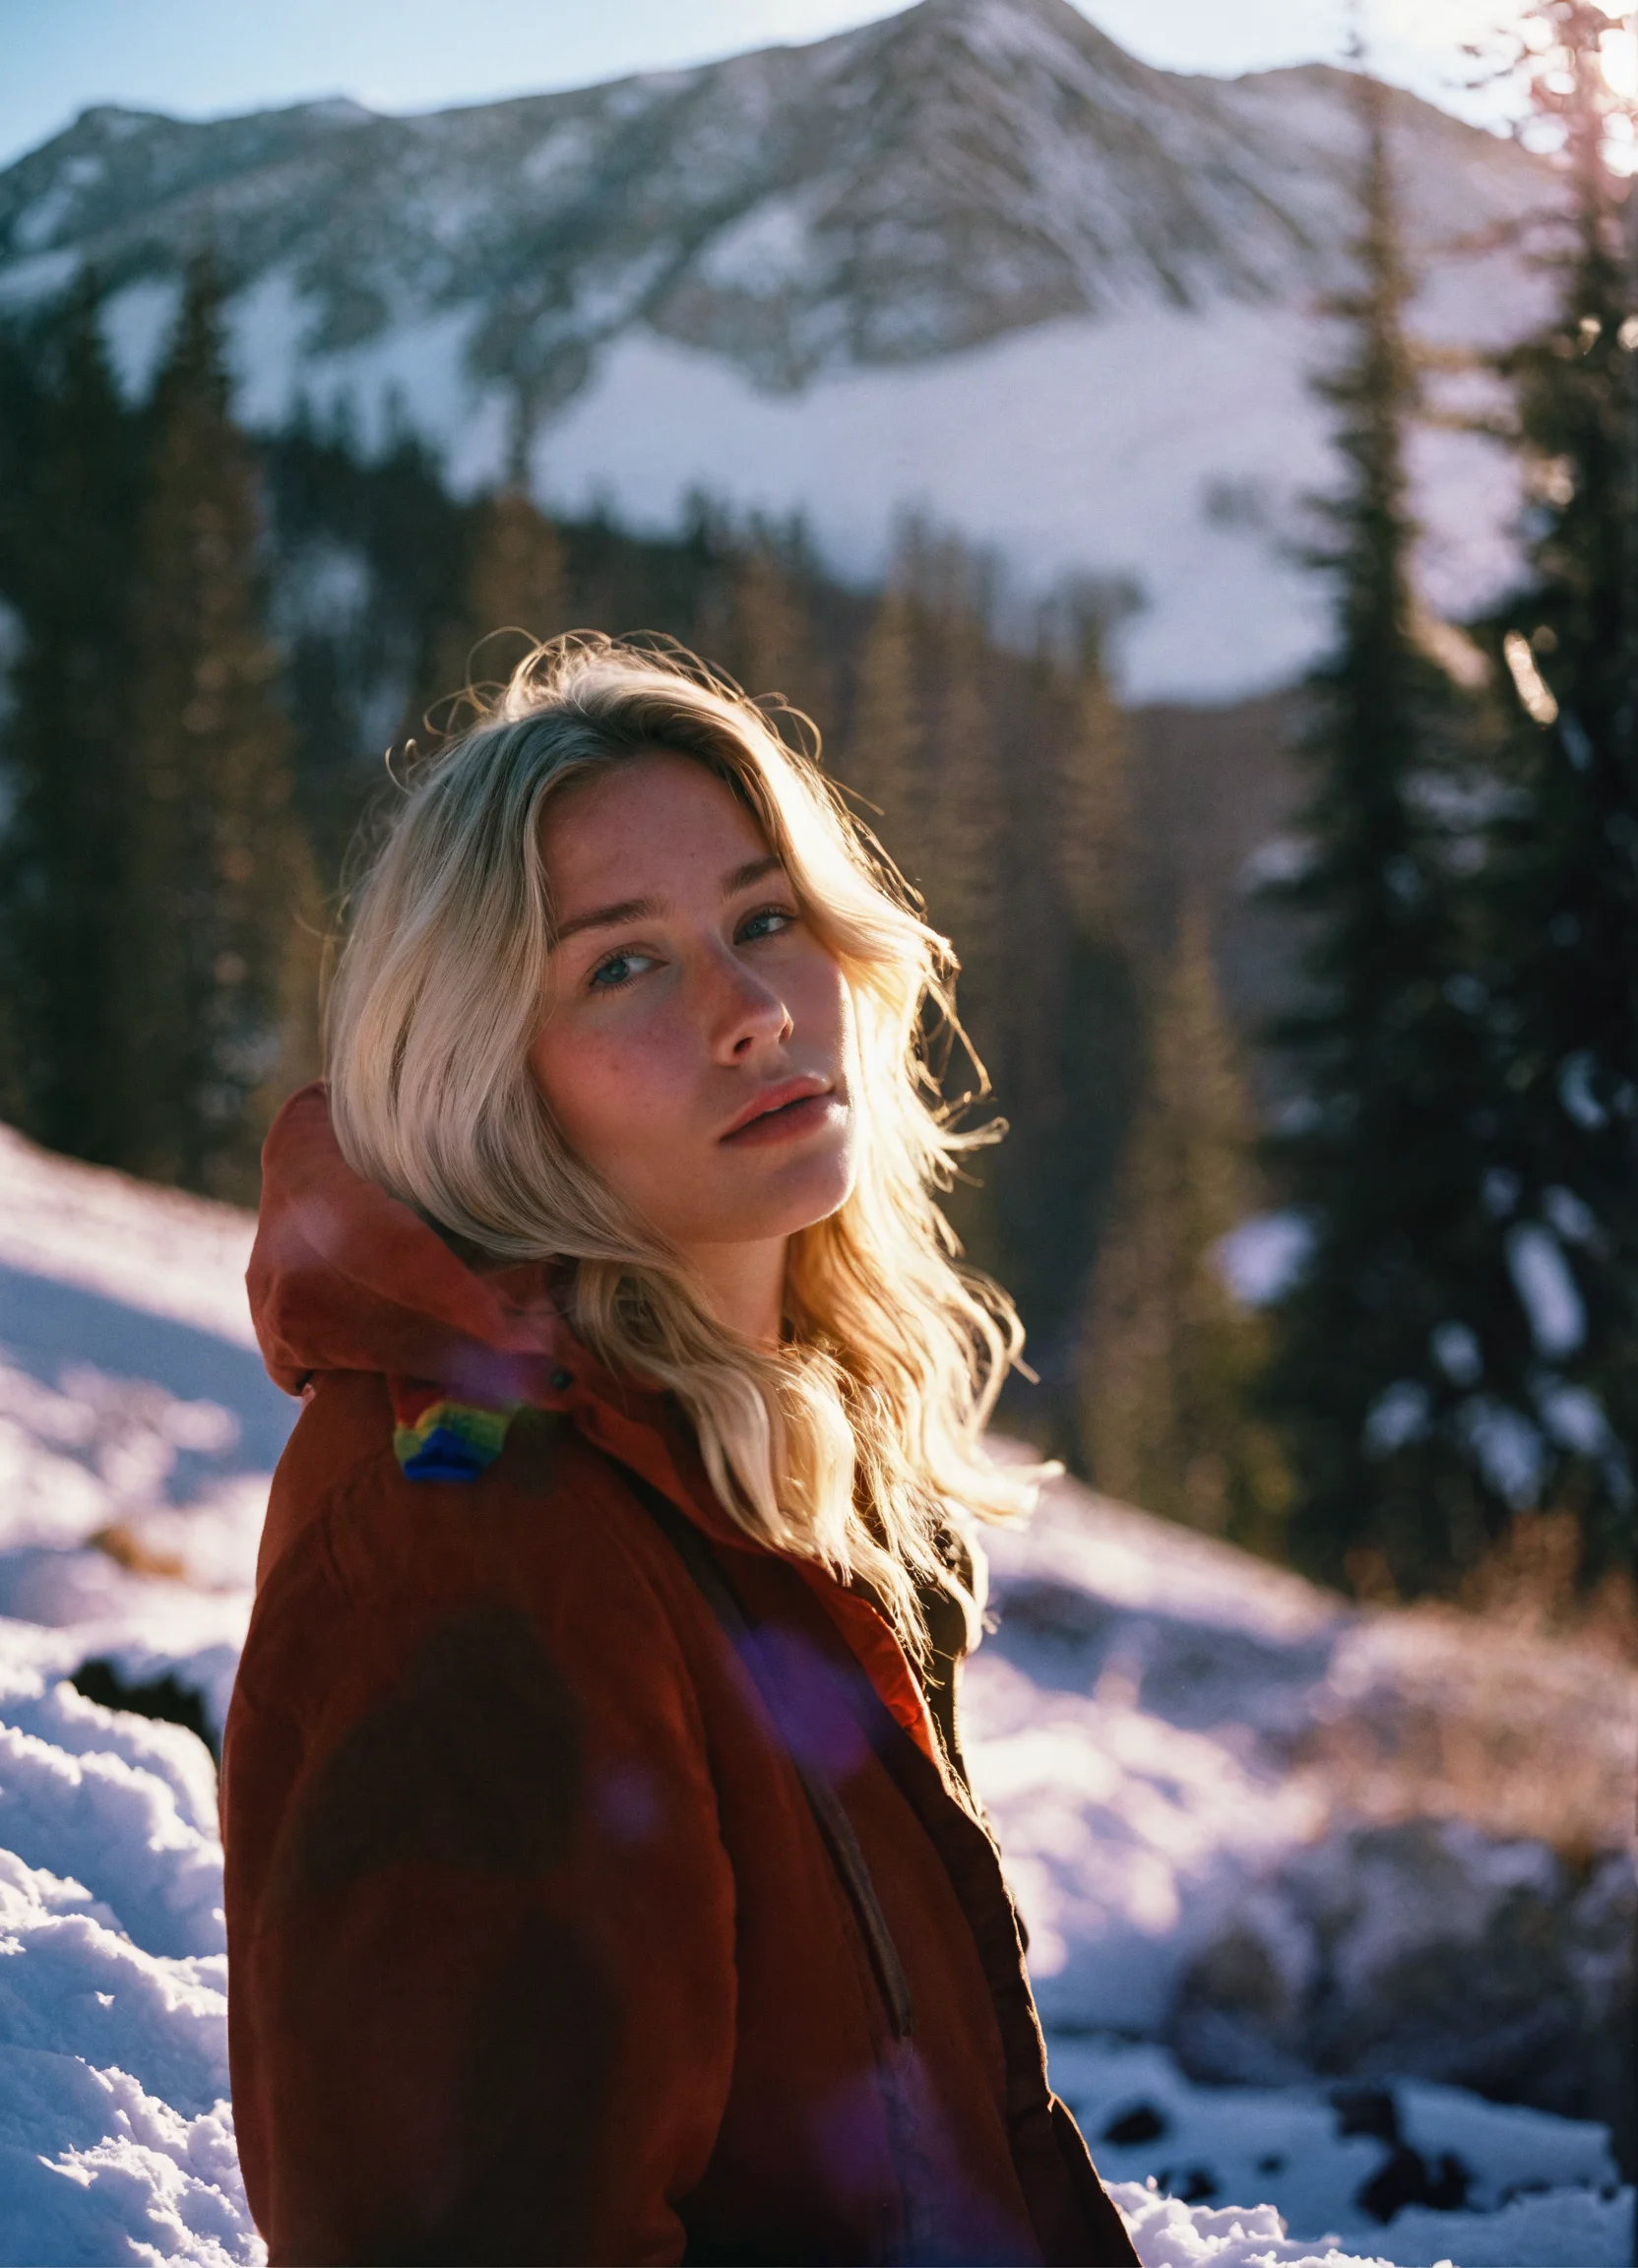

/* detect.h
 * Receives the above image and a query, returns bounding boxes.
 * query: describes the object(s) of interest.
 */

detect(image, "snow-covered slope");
[0,1122,1628,2264]
[0,0,1556,698]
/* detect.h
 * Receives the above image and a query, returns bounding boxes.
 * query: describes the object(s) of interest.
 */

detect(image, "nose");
[705,944,792,1062]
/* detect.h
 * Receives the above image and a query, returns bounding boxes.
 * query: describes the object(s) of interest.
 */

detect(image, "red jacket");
[223,1084,1139,2266]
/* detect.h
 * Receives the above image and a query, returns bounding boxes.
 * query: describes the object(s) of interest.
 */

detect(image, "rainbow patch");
[389,1381,516,1481]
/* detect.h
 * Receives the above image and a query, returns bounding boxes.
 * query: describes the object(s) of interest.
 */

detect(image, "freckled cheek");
[539,1024,704,1161]
[789,951,850,1058]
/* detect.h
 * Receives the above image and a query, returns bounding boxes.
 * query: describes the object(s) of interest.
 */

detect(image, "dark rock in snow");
[1101,2101,1168,2146]
[1355,2140,1471,2224]
[1167,1818,1637,2160]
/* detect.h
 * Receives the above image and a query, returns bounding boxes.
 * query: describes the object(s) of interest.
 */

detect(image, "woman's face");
[529,751,858,1264]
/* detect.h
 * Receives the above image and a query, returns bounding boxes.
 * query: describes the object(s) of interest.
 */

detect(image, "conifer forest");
[0,5,1634,1618]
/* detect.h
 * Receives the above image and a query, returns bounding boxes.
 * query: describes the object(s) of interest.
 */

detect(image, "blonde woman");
[224,638,1138,2267]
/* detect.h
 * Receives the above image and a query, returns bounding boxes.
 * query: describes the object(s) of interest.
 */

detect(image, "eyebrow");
[552,854,786,945]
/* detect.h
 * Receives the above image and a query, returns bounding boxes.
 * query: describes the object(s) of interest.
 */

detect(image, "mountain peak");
[0,0,1553,702]
[0,2,1545,397]
[284,95,376,128]
[913,0,1114,32]
[872,0,1156,78]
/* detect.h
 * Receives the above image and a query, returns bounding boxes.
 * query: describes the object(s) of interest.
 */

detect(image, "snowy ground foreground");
[976,1475,1633,2033]
[0,1124,1629,2266]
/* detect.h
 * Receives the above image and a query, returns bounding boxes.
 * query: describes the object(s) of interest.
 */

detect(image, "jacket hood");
[248,1083,574,1408]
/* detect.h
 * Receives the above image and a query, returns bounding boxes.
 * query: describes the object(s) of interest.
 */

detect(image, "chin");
[713,1139,857,1243]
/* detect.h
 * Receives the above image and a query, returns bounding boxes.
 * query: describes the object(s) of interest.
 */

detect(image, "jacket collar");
[251,1085,784,1533]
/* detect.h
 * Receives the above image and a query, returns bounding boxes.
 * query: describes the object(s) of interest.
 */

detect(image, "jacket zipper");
[621,1468,915,2043]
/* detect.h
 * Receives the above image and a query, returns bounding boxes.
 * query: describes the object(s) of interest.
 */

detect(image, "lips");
[720,1075,834,1142]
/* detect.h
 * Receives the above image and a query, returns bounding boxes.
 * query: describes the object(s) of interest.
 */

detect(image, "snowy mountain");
[0,0,1558,699]
[0,1118,1630,2261]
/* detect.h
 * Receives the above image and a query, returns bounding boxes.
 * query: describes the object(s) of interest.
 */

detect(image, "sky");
[0,0,1560,170]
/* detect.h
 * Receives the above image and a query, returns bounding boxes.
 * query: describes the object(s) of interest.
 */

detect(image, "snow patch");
[967,1651,1324,2032]
[1537,1381,1612,1459]
[1363,1382,1432,1458]
[223,270,312,431]
[0,1125,258,1349]
[99,277,182,402]
[1216,1213,1314,1307]
[1108,2174,1629,2267]
[1058,2039,1623,2253]
[0,251,78,310]
[12,186,77,256]
[1505,1224,1585,1358]
[530,308,1359,701]
[699,194,822,293]
[0,2045,255,2267]
[0,1764,254,2259]
[1455,1398,1545,1508]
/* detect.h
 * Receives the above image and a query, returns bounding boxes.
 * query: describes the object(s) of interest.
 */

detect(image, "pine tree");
[965,591,1149,1420]
[438,481,569,705]
[468,485,568,659]
[1051,594,1145,1300]
[920,557,1004,1029]
[847,579,923,873]
[262,408,472,889]
[120,258,318,1200]
[1471,0,1638,1569]
[0,280,144,1164]
[1082,904,1290,1545]
[1262,67,1514,1592]
[838,536,1144,1395]
[465,385,568,677]
[1054,594,1136,946]
[724,525,833,737]
[835,529,1011,1275]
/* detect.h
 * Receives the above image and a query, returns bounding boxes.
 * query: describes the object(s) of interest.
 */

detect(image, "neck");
[684,1236,788,1349]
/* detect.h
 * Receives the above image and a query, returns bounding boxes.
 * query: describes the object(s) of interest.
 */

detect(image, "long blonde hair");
[326,635,1037,1648]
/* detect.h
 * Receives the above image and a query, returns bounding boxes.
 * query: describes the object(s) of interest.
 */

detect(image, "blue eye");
[740,906,795,942]
[589,950,655,990]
